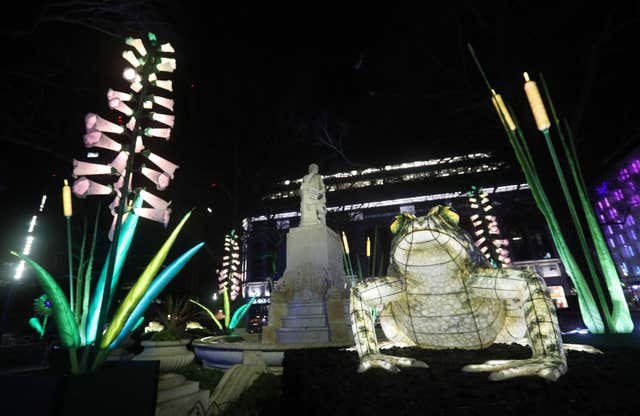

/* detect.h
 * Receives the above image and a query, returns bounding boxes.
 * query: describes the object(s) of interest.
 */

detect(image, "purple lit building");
[594,147,640,300]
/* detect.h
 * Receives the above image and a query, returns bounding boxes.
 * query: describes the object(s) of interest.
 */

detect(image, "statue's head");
[308,163,319,174]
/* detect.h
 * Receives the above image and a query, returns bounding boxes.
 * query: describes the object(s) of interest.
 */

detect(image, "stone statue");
[300,163,326,226]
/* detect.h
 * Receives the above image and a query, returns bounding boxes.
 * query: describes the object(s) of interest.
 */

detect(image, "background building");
[242,150,574,315]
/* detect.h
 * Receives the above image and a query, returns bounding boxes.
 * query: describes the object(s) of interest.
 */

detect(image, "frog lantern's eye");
[441,206,459,226]
[390,212,415,234]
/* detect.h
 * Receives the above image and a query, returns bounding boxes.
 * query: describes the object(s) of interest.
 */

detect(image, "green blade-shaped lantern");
[86,196,143,344]
[229,295,257,330]
[106,242,205,349]
[11,251,81,348]
[101,210,193,348]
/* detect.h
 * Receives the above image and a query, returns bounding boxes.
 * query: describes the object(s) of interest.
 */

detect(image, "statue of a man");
[300,163,326,226]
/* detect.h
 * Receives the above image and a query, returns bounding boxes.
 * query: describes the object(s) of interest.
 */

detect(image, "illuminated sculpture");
[467,186,511,268]
[300,163,327,226]
[189,229,256,334]
[10,33,204,374]
[350,206,599,381]
[467,45,633,334]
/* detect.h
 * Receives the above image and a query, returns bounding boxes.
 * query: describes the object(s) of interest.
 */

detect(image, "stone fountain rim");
[140,338,191,347]
[192,336,352,351]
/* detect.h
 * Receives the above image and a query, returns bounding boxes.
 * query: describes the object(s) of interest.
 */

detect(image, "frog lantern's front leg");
[464,268,567,381]
[350,276,428,373]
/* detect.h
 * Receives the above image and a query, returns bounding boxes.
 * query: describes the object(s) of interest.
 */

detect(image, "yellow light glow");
[62,179,73,217]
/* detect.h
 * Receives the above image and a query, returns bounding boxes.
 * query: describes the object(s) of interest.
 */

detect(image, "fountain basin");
[193,336,352,370]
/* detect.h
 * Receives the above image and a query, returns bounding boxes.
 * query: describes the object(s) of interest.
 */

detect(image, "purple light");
[619,168,630,181]
[613,189,624,201]
[44,300,51,308]
[596,149,640,279]
[596,181,608,196]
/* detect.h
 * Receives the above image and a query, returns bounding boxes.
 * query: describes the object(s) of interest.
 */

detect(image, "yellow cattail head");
[62,179,73,217]
[366,237,371,258]
[341,231,350,255]
[523,72,551,131]
[490,90,516,132]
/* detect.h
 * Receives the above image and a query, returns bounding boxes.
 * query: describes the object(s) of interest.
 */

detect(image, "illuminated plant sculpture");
[467,44,633,334]
[190,230,256,335]
[28,294,52,338]
[10,33,205,374]
[467,186,511,268]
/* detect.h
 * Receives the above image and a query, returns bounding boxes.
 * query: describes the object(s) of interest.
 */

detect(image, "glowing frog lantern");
[350,206,599,381]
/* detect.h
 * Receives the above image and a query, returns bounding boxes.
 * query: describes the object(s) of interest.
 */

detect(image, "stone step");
[281,314,327,328]
[287,302,325,316]
[277,327,330,344]
[157,379,200,403]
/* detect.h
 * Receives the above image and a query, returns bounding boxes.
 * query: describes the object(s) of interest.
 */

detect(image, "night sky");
[1,2,639,291]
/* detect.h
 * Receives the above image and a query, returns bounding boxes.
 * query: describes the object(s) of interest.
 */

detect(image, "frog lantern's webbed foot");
[466,267,567,381]
[350,276,428,373]
[462,356,566,381]
[359,354,428,373]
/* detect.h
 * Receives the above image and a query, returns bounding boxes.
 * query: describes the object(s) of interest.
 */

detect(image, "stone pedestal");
[262,224,352,345]
[155,373,210,416]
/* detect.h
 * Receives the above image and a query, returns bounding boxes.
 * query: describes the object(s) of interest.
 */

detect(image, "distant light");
[512,236,522,240]
[39,195,47,212]
[212,292,218,301]
[87,152,99,158]
[14,260,25,280]
[28,216,37,233]
[207,207,213,213]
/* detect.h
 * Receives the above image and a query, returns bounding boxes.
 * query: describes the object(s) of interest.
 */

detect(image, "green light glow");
[539,76,633,333]
[86,196,143,344]
[101,210,194,348]
[467,44,606,333]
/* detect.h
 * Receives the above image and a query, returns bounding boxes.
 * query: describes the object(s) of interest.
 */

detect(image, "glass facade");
[594,149,640,288]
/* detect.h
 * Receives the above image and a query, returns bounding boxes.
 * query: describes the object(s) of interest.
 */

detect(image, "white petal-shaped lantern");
[72,177,113,198]
[83,132,122,152]
[153,80,173,92]
[153,96,174,111]
[72,159,114,178]
[126,116,136,131]
[107,212,130,241]
[134,207,171,227]
[160,43,175,53]
[113,176,124,193]
[122,50,142,68]
[135,136,145,153]
[109,151,129,175]
[150,112,175,127]
[130,81,143,93]
[85,113,124,135]
[156,60,176,73]
[109,193,121,215]
[141,167,171,190]
[125,37,147,57]
[107,89,132,102]
[144,127,171,140]
[140,189,171,209]
[144,151,179,178]
[108,98,134,116]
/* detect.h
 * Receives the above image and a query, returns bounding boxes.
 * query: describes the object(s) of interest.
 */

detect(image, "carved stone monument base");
[262,224,352,345]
